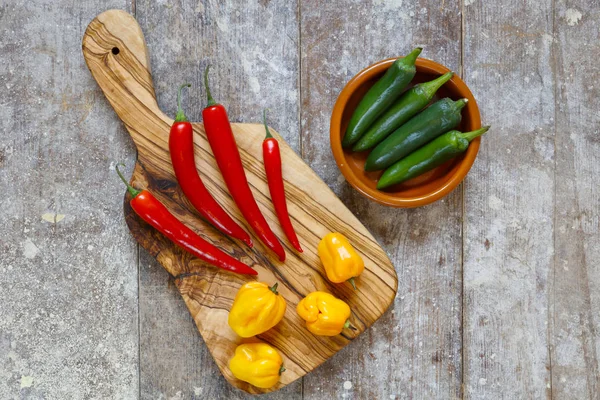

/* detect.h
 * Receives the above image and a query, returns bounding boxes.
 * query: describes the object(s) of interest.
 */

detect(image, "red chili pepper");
[116,163,257,276]
[202,66,286,262]
[169,84,253,247]
[262,110,303,253]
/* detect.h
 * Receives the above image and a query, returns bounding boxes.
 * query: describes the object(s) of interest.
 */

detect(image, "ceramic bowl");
[330,57,481,208]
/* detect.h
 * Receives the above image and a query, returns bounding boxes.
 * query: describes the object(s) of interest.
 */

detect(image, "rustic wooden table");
[1,1,598,399]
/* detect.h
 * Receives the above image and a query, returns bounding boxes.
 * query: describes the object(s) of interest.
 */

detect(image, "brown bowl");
[330,57,481,208]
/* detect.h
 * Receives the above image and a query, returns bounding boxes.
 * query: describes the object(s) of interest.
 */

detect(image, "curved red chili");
[169,84,252,247]
[116,164,257,276]
[262,110,303,252]
[202,67,286,261]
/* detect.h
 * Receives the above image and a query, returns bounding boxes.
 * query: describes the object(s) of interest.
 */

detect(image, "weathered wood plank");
[134,0,302,397]
[462,0,555,398]
[0,1,138,399]
[551,2,600,399]
[300,1,464,398]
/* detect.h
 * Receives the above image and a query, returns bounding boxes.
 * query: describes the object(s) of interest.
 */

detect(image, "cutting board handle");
[82,10,170,140]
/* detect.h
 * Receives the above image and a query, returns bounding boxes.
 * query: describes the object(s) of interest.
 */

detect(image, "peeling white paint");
[41,213,65,223]
[20,376,34,388]
[565,8,582,26]
[488,195,503,210]
[248,76,261,94]
[372,0,403,10]
[168,391,183,400]
[22,239,39,259]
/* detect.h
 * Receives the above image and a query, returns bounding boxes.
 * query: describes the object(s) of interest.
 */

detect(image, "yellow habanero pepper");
[296,291,352,336]
[228,282,286,338]
[318,232,365,289]
[229,342,285,389]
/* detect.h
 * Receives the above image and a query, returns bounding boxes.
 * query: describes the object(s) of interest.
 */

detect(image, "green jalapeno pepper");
[352,72,454,152]
[365,97,468,171]
[341,47,422,148]
[377,126,490,189]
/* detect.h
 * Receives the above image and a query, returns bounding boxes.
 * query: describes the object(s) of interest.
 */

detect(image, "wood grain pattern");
[134,0,303,398]
[463,1,555,398]
[551,2,600,398]
[82,9,397,394]
[300,1,464,398]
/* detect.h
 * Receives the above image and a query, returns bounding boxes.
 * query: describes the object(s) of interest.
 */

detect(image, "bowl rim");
[330,57,482,208]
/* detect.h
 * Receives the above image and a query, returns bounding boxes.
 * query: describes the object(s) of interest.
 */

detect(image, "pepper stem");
[344,320,357,331]
[421,71,453,98]
[347,277,357,290]
[279,365,286,375]
[400,47,422,66]
[459,126,490,142]
[263,109,273,139]
[269,282,279,295]
[204,65,217,107]
[454,98,469,111]
[174,83,191,122]
[115,163,141,198]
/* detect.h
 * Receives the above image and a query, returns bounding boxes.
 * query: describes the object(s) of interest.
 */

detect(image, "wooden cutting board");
[83,9,398,394]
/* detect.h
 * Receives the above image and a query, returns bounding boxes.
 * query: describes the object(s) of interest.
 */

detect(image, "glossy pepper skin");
[169,84,252,247]
[352,72,454,152]
[115,164,257,276]
[296,291,351,336]
[365,97,468,171]
[229,343,285,389]
[262,110,303,252]
[318,232,364,289]
[202,66,286,261]
[342,47,421,148]
[228,281,287,338]
[378,126,490,189]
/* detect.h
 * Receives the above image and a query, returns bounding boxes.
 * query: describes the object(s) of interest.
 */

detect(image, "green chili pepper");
[352,72,454,152]
[341,47,422,148]
[365,97,468,171]
[377,126,490,189]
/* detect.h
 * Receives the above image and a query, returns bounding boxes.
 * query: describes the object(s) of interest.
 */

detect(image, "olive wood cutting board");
[82,9,398,394]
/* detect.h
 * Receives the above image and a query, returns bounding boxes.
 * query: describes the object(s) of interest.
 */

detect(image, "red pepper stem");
[348,277,357,290]
[204,65,217,107]
[279,365,286,375]
[263,109,273,139]
[269,282,279,295]
[174,83,191,122]
[115,163,141,198]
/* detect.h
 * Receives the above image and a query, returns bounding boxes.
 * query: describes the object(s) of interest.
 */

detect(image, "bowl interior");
[333,58,480,207]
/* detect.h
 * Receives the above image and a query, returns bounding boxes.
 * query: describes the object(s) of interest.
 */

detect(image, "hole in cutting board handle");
[111,47,120,55]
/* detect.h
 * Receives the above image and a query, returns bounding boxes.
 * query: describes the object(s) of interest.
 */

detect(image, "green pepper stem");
[269,282,279,295]
[347,277,357,290]
[454,98,469,110]
[400,47,422,66]
[115,163,141,198]
[344,320,357,331]
[263,109,273,139]
[174,83,191,122]
[279,365,286,375]
[459,126,490,142]
[421,71,453,98]
[204,65,217,107]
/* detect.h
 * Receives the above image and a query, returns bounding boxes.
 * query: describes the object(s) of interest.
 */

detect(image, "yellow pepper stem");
[279,365,286,375]
[347,277,357,290]
[269,282,279,295]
